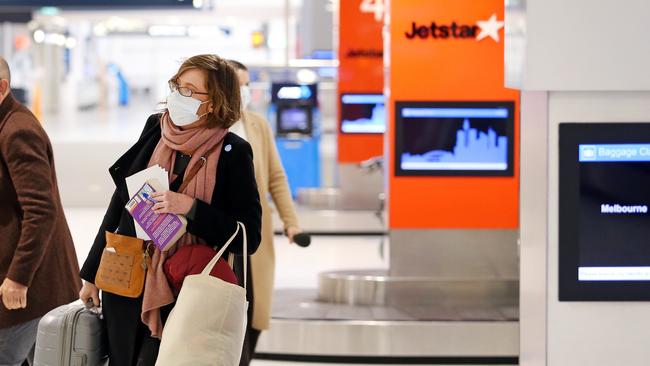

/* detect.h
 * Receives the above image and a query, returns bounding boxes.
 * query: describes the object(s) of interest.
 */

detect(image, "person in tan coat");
[228,60,302,366]
[0,57,81,365]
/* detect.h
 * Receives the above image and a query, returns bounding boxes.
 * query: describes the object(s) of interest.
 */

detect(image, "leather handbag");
[95,231,150,298]
[156,222,248,366]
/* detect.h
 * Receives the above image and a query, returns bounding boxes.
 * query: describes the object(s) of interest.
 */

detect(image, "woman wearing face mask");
[227,60,302,366]
[78,54,262,365]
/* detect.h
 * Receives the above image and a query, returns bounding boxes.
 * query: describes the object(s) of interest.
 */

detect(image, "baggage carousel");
[263,195,519,364]
[256,270,519,364]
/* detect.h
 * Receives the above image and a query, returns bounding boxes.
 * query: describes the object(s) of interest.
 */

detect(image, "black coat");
[80,114,262,365]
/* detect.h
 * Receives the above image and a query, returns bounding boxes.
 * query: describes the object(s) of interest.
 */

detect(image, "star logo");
[476,14,504,42]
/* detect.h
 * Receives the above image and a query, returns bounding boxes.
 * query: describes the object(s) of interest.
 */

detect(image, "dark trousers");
[131,304,173,366]
[135,333,161,366]
[0,318,40,366]
[239,255,258,366]
[239,325,262,366]
[0,317,40,366]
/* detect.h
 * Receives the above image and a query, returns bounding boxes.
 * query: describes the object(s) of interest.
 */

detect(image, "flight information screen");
[559,123,650,301]
[394,101,514,176]
[340,94,385,134]
[276,105,312,136]
[280,108,309,131]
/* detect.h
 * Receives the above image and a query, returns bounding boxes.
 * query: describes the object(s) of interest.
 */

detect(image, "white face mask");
[240,86,251,110]
[166,91,208,126]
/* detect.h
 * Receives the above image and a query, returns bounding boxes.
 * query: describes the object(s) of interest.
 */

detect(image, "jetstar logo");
[405,14,505,42]
[346,49,383,58]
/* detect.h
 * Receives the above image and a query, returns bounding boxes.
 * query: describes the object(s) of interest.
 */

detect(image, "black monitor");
[394,101,515,177]
[340,93,385,134]
[559,123,650,301]
[276,104,313,136]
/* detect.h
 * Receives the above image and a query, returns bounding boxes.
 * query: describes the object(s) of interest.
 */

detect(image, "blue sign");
[402,107,509,119]
[271,83,318,105]
[579,144,650,162]
[342,94,385,104]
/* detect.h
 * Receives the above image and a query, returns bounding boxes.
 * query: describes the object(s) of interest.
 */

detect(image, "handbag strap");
[177,141,222,193]
[201,221,247,289]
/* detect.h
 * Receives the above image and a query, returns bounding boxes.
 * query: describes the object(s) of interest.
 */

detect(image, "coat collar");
[109,119,162,188]
[0,93,18,132]
[109,117,239,190]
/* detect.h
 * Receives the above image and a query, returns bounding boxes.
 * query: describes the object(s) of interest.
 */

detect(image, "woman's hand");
[151,191,195,215]
[286,226,302,245]
[79,281,100,307]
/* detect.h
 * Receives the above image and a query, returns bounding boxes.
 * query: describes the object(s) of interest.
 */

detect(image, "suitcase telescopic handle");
[84,299,103,319]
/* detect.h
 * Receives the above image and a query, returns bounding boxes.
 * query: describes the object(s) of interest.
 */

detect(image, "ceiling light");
[33,30,45,43]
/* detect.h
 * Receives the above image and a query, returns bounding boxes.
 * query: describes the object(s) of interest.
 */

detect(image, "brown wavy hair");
[168,54,241,129]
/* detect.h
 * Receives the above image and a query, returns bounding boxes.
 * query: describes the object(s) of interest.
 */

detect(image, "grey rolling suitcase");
[34,301,108,366]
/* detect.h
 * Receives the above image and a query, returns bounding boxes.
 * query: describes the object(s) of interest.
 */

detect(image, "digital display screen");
[395,101,514,176]
[277,106,312,136]
[559,123,650,301]
[340,94,385,134]
[271,83,318,105]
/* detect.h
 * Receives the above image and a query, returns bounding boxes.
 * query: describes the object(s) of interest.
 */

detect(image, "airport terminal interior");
[2,0,650,365]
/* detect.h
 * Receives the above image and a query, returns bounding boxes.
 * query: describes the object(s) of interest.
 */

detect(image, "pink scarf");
[141,113,228,337]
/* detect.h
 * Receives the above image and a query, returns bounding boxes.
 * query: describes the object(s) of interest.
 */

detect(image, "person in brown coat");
[0,57,81,365]
[228,60,302,366]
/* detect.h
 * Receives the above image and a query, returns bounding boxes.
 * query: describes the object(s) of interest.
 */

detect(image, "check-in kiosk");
[269,82,320,197]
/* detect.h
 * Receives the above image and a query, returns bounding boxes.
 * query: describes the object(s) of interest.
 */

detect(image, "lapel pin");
[225,144,232,152]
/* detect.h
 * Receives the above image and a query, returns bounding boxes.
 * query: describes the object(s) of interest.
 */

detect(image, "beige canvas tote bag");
[156,222,249,366]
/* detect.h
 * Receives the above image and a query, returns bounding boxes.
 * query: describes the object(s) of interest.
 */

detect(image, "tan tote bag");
[156,222,248,366]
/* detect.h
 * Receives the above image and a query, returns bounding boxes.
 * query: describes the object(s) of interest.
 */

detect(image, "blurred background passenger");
[229,59,303,366]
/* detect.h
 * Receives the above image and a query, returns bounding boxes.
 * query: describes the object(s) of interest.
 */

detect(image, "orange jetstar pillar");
[337,0,385,163]
[387,0,520,230]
